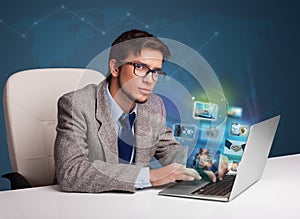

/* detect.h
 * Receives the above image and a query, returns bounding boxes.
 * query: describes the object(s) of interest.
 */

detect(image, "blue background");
[0,0,299,190]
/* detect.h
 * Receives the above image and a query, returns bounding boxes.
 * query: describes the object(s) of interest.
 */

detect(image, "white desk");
[0,154,299,219]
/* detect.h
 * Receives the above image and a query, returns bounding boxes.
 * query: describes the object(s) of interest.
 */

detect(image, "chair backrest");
[3,68,105,186]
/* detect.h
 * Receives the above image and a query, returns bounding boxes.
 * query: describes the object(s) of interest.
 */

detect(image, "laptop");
[159,115,280,202]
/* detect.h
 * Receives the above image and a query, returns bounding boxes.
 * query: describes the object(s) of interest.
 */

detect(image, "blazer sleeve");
[151,96,188,166]
[155,126,188,166]
[54,92,142,193]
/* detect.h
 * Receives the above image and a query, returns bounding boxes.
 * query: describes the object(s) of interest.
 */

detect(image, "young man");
[54,29,201,193]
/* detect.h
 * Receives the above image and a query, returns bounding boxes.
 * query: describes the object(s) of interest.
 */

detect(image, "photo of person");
[192,148,213,170]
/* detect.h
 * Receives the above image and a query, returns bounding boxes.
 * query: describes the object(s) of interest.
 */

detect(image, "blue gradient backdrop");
[0,0,299,190]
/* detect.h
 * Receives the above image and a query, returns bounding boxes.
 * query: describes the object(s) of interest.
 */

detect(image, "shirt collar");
[106,82,137,124]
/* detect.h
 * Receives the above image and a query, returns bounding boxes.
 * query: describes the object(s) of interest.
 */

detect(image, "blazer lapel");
[134,101,155,165]
[95,80,119,163]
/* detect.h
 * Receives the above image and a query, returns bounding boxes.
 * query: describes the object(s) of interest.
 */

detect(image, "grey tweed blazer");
[54,79,186,193]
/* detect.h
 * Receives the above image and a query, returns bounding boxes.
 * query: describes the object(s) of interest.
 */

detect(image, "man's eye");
[135,63,145,70]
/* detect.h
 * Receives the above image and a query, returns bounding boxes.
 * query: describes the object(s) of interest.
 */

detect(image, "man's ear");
[109,59,119,77]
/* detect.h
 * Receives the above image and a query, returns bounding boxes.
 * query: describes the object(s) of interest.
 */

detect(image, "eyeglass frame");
[118,61,167,82]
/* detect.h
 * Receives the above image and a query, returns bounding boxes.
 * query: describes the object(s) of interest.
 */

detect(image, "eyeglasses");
[120,61,167,82]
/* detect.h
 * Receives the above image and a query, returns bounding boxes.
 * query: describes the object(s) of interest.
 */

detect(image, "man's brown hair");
[109,29,170,63]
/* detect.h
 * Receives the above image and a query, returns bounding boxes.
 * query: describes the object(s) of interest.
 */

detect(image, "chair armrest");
[1,172,32,190]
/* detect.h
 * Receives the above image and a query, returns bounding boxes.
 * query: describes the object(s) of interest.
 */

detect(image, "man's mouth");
[138,87,151,95]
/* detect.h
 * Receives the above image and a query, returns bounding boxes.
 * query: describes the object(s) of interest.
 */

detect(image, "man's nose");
[142,72,154,84]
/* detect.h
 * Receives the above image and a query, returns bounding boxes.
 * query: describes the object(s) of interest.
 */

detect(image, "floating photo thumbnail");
[230,123,249,136]
[224,139,246,156]
[200,124,220,141]
[227,106,243,118]
[192,148,213,170]
[193,101,218,121]
[173,123,196,141]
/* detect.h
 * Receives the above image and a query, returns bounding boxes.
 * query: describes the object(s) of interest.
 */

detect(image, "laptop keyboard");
[192,174,236,196]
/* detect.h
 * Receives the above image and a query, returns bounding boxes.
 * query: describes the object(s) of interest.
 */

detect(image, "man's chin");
[134,95,150,104]
[135,98,148,104]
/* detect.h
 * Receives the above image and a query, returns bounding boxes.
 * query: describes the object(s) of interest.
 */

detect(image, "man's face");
[115,48,163,103]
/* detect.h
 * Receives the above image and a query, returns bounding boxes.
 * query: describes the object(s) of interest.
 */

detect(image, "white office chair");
[2,68,105,189]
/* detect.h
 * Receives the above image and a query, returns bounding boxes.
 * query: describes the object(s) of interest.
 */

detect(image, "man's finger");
[204,170,217,183]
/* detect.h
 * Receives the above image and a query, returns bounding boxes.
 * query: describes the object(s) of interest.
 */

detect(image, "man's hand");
[203,170,217,183]
[149,163,201,187]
